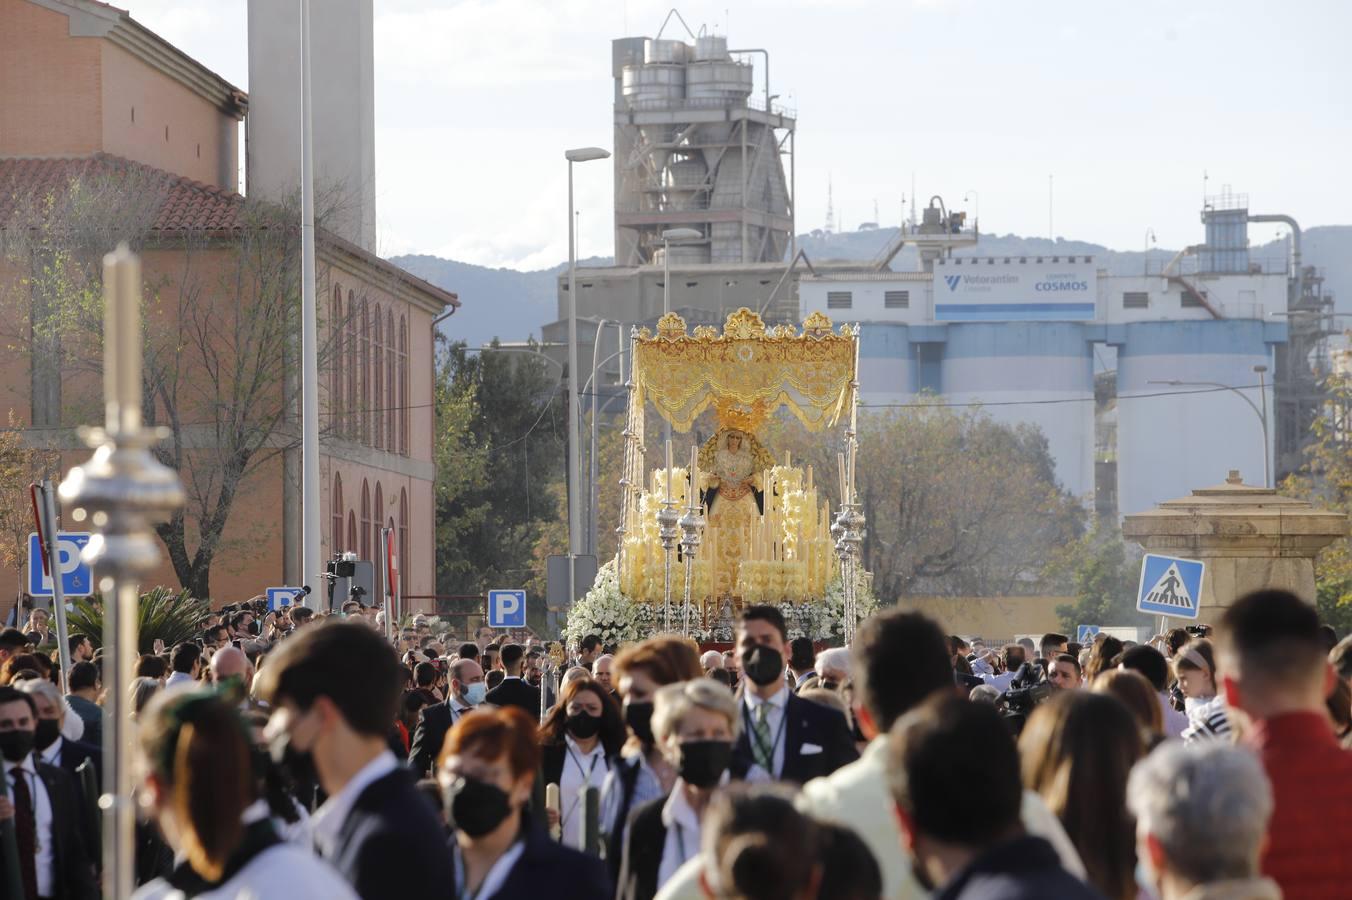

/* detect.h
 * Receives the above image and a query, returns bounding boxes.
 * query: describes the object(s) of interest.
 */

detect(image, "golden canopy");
[632,308,859,433]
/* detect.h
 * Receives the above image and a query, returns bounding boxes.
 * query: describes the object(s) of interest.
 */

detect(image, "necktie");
[10,766,38,900]
[754,704,772,771]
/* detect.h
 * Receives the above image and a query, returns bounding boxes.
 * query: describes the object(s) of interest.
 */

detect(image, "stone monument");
[1122,470,1348,622]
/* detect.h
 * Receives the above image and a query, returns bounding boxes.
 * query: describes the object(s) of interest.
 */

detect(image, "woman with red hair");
[437,705,610,899]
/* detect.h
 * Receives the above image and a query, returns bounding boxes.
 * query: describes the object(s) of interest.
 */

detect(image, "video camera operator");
[996,660,1052,735]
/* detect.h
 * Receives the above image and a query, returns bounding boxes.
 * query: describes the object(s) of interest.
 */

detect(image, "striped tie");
[754,703,772,771]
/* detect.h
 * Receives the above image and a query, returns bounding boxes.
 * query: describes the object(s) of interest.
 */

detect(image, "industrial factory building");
[549,16,1335,524]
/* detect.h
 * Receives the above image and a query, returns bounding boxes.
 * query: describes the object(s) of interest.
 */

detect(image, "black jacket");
[616,796,667,900]
[52,737,102,869]
[1,761,100,900]
[488,819,613,900]
[408,701,471,778]
[730,690,859,784]
[485,677,541,717]
[935,835,1105,900]
[324,766,455,899]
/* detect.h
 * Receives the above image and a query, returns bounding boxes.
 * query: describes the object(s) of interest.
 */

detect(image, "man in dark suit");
[0,685,99,900]
[730,605,858,784]
[409,657,485,777]
[17,678,102,867]
[257,621,454,899]
[484,643,540,717]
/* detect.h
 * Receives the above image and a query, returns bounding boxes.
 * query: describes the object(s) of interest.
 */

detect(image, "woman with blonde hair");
[600,636,703,881]
[1091,668,1165,748]
[131,690,353,899]
[618,678,740,900]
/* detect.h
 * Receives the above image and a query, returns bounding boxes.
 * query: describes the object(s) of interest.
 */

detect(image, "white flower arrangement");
[564,561,880,647]
[564,561,713,648]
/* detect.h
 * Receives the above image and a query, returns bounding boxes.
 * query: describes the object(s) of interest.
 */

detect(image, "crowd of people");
[1,587,1351,899]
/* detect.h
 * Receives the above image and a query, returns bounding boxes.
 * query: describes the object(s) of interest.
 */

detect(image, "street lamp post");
[1148,370,1271,487]
[565,147,609,614]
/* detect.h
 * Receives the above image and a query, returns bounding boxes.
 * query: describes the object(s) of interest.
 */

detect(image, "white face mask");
[463,682,488,706]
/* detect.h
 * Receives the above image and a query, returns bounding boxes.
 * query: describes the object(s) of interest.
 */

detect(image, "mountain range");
[393,226,1351,349]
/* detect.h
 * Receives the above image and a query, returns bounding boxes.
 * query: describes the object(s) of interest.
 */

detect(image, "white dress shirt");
[308,750,398,858]
[6,751,55,898]
[742,686,789,781]
[657,778,717,891]
[980,670,1018,692]
[453,839,526,900]
[559,734,609,850]
[131,842,359,900]
[165,671,196,689]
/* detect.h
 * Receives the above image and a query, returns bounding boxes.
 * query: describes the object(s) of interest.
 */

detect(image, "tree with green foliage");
[1045,523,1150,632]
[1281,367,1352,632]
[433,339,565,631]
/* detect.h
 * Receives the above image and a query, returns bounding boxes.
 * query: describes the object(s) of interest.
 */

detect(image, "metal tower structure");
[612,12,795,267]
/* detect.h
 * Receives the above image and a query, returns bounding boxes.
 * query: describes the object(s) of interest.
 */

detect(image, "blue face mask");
[464,682,488,706]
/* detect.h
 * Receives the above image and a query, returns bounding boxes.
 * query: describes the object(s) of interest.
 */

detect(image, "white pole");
[300,0,321,606]
[567,160,580,609]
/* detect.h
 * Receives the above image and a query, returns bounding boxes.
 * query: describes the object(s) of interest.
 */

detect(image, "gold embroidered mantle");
[632,309,858,433]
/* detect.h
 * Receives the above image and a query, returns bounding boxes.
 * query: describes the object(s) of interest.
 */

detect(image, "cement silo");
[1115,320,1279,517]
[612,19,794,267]
[938,322,1098,501]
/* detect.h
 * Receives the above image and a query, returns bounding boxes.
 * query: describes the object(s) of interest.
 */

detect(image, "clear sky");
[126,0,1350,271]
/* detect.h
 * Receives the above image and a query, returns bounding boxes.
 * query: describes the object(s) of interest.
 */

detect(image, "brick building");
[0,0,457,613]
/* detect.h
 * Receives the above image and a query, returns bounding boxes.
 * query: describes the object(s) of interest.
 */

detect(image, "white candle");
[848,439,857,502]
[837,453,847,505]
[688,445,699,503]
[665,439,673,502]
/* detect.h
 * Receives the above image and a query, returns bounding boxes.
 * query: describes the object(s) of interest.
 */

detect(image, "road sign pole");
[38,482,72,692]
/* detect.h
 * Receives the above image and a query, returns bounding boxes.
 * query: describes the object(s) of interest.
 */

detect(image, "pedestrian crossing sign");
[1136,554,1204,620]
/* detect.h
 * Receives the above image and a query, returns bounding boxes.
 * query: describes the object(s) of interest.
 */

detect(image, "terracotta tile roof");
[0,153,244,233]
[0,153,459,310]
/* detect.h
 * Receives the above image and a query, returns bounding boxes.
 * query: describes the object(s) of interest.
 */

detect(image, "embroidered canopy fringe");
[632,309,858,434]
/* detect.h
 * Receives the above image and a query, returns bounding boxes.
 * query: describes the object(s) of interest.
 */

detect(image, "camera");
[997,662,1052,735]
[1185,625,1210,637]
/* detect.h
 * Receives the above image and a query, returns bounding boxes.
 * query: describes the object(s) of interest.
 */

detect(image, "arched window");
[331,472,344,554]
[359,298,370,445]
[347,511,357,559]
[398,315,409,456]
[373,305,384,451]
[373,483,384,563]
[360,479,371,560]
[346,290,358,438]
[397,488,409,581]
[385,309,396,451]
[331,286,344,432]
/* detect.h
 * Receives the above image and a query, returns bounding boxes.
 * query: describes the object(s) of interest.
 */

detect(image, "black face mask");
[33,718,60,751]
[0,728,36,762]
[677,740,732,789]
[565,711,602,741]
[624,701,654,746]
[268,723,318,789]
[741,645,784,688]
[444,775,512,837]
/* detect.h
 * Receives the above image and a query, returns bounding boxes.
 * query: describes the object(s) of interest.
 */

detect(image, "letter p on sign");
[488,590,526,628]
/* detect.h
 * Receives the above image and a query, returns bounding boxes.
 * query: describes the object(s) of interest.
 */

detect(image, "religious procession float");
[564,308,879,646]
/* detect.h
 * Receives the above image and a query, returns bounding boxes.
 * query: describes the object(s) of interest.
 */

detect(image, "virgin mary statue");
[701,428,773,598]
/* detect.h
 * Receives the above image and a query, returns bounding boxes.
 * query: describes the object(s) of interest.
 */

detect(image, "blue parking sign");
[488,590,526,628]
[1136,554,1204,620]
[28,532,93,598]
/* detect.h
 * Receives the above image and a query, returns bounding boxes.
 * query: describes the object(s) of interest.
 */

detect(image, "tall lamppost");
[1149,367,1271,487]
[565,147,609,612]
